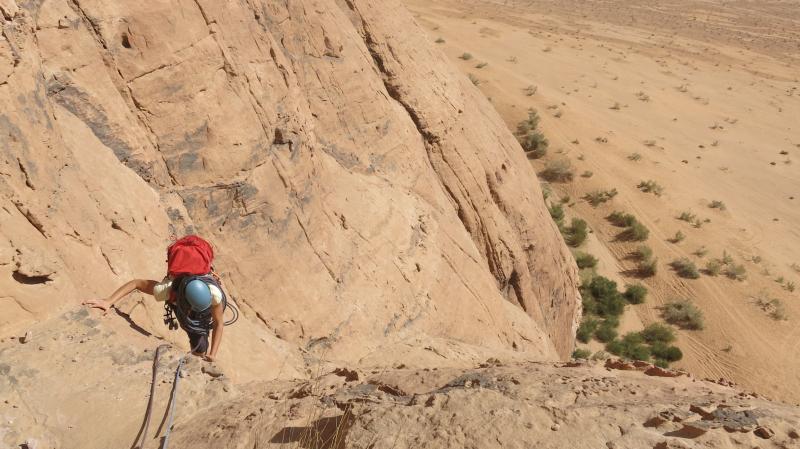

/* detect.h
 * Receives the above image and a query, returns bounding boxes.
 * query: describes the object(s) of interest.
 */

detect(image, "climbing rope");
[135,343,201,449]
[160,351,189,449]
[134,344,170,449]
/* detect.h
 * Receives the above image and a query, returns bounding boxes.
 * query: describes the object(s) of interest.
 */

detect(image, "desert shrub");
[435,37,445,43]
[755,293,788,321]
[560,195,571,204]
[669,230,686,243]
[576,317,599,343]
[608,211,637,227]
[549,203,565,227]
[638,257,658,277]
[460,52,473,60]
[624,283,648,304]
[620,221,650,242]
[651,343,683,362]
[581,276,625,317]
[662,300,704,329]
[787,282,796,293]
[605,339,624,356]
[540,158,575,182]
[563,218,588,247]
[633,245,653,261]
[637,180,664,196]
[640,323,675,344]
[572,348,592,359]
[581,170,593,178]
[693,246,708,257]
[705,259,722,276]
[725,263,747,281]
[517,109,540,134]
[709,200,726,211]
[516,110,549,158]
[584,189,618,207]
[575,252,598,269]
[522,133,549,159]
[606,332,651,361]
[524,85,537,96]
[626,344,651,361]
[594,321,618,343]
[678,211,696,222]
[475,62,488,69]
[671,258,700,279]
[628,152,642,161]
[719,251,733,265]
[468,73,480,85]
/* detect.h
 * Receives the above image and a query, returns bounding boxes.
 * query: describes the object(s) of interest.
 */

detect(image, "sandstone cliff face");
[0,0,580,362]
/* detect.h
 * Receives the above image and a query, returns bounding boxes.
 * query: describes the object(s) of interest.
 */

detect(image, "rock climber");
[83,235,227,361]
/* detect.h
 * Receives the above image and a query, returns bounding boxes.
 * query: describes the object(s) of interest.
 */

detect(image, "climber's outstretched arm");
[83,279,158,314]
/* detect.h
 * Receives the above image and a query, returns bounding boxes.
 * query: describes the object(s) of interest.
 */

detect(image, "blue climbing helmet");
[183,279,212,312]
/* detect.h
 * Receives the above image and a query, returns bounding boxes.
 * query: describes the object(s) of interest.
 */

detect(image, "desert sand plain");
[405,0,800,402]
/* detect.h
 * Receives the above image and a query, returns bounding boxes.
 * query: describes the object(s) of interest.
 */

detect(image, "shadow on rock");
[270,413,352,449]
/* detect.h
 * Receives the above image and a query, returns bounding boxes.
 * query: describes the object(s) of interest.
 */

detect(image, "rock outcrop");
[0,0,580,365]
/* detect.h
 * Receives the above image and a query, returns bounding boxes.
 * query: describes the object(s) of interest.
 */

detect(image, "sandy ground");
[405,0,800,403]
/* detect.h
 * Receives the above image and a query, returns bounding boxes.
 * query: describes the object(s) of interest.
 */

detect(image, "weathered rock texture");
[0,0,580,364]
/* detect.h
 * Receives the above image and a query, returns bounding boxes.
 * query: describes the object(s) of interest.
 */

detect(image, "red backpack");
[167,235,214,277]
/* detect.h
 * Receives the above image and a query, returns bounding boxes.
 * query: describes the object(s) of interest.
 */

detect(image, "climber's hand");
[82,299,111,315]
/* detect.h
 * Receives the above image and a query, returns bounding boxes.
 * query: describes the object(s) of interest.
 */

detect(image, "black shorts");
[187,332,209,354]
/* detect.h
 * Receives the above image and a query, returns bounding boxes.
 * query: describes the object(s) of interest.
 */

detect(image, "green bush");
[640,323,675,344]
[669,230,686,243]
[651,343,683,362]
[705,259,722,276]
[725,263,747,281]
[654,359,670,368]
[638,257,658,277]
[541,158,575,182]
[624,283,648,304]
[633,245,653,261]
[564,218,588,247]
[627,344,652,361]
[595,321,618,343]
[549,203,565,227]
[662,300,704,330]
[620,221,650,242]
[637,180,664,196]
[575,252,598,269]
[671,258,700,279]
[572,348,592,359]
[608,211,637,227]
[709,200,726,211]
[606,332,651,361]
[516,110,549,159]
[584,189,618,207]
[581,276,625,317]
[576,317,599,343]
